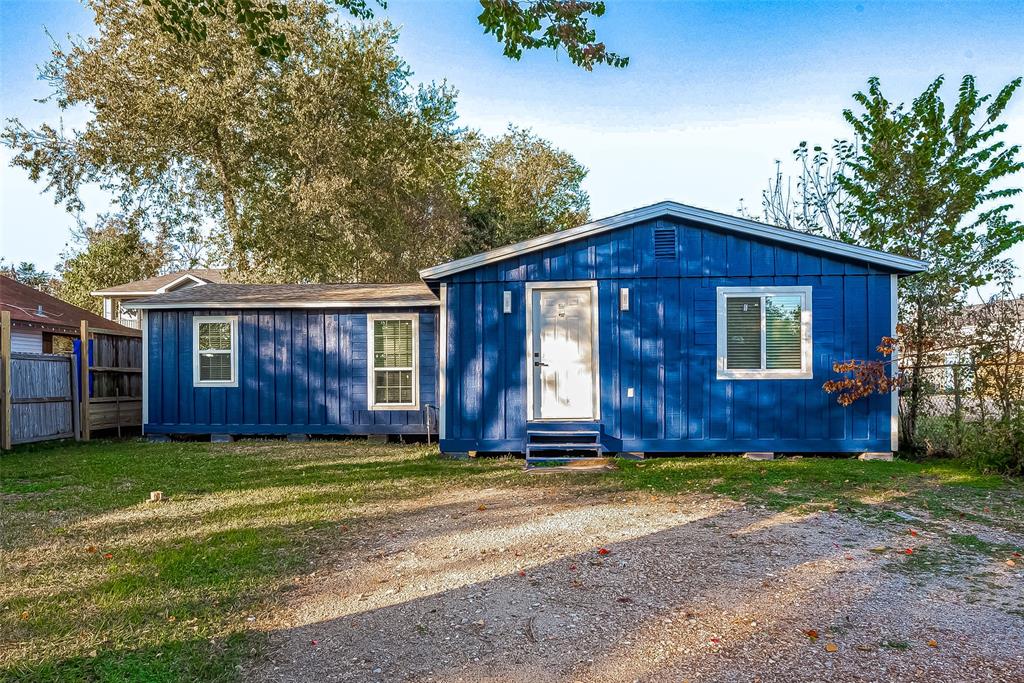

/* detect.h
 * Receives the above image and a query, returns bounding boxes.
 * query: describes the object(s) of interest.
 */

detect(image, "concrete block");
[441,451,470,460]
[858,452,894,462]
[742,452,775,461]
[210,433,235,443]
[619,452,646,461]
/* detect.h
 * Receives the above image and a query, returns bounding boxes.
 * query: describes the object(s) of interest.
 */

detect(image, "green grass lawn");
[1,440,1020,682]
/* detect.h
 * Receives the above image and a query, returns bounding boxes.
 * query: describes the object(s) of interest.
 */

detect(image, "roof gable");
[91,268,227,296]
[419,201,928,280]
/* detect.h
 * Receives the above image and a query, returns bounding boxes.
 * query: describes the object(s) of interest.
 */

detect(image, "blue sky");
[2,0,1023,294]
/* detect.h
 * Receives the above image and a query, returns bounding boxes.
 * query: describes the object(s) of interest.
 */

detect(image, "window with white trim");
[193,315,238,387]
[368,315,419,409]
[716,286,812,379]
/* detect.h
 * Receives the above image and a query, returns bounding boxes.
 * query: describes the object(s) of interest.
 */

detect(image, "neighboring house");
[1,275,133,353]
[126,201,927,457]
[93,269,227,329]
[927,295,1024,415]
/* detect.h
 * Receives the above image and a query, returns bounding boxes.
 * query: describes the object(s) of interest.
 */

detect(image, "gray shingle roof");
[92,269,228,295]
[124,282,438,309]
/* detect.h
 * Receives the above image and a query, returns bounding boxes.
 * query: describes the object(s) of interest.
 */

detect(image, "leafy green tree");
[57,214,169,313]
[144,0,627,69]
[457,126,589,257]
[3,0,466,283]
[770,75,1024,450]
[0,261,58,295]
[839,75,1023,448]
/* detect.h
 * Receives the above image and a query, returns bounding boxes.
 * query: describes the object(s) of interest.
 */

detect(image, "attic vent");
[653,227,677,260]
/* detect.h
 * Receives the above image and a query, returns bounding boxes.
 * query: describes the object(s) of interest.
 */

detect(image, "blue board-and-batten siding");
[438,217,896,454]
[145,308,437,435]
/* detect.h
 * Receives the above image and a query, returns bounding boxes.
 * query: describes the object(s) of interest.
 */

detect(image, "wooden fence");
[78,322,143,440]
[1,310,82,448]
[0,311,142,449]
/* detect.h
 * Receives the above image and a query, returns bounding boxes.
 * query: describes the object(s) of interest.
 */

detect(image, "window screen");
[372,319,415,405]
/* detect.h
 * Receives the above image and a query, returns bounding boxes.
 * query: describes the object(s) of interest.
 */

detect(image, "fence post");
[1,311,11,450]
[71,353,81,441]
[80,321,91,441]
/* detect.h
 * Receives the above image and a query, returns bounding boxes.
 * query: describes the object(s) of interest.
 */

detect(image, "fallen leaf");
[103,552,113,560]
[803,629,819,640]
[477,504,487,511]
[844,556,854,561]
[927,640,938,648]
[825,643,838,653]
[868,546,887,554]
[20,611,29,620]
[310,640,318,646]
[904,548,914,555]
[167,615,176,622]
[86,546,96,554]
[1007,559,1016,567]
[597,548,610,556]
[908,529,918,536]
[709,637,720,644]
[568,564,577,571]
[518,570,526,577]
[339,524,349,532]
[1013,551,1021,557]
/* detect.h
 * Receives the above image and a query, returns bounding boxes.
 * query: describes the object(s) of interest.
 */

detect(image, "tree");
[837,75,1024,448]
[144,0,628,69]
[761,76,1024,450]
[753,141,862,243]
[0,261,58,295]
[57,214,168,313]
[4,0,467,283]
[457,126,589,257]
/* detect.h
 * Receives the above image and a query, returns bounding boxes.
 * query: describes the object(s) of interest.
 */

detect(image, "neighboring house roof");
[91,268,228,296]
[124,282,439,309]
[419,200,930,280]
[1,275,134,336]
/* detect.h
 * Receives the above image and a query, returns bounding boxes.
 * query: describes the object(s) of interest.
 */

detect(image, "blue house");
[129,201,926,458]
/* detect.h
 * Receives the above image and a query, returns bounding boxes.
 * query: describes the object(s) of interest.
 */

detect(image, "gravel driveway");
[248,486,1024,682]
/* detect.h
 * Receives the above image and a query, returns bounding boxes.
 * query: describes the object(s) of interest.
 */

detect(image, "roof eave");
[419,201,929,280]
[124,300,440,310]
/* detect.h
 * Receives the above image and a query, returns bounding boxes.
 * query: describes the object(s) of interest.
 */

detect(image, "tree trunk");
[210,129,247,271]
[905,297,927,451]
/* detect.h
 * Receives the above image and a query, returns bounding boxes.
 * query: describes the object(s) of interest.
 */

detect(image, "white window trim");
[367,313,420,411]
[192,315,239,388]
[716,286,813,380]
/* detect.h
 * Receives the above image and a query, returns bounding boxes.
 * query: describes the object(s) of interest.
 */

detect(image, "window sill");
[716,370,813,381]
[369,403,421,411]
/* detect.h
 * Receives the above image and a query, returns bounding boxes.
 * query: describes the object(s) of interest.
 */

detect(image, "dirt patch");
[247,488,1024,682]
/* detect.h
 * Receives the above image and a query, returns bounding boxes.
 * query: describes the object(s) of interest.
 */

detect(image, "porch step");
[525,422,605,465]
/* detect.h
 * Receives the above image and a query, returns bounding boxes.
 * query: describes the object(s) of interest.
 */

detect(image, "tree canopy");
[757,74,1024,449]
[144,0,628,69]
[458,126,589,257]
[57,215,168,314]
[4,0,591,284]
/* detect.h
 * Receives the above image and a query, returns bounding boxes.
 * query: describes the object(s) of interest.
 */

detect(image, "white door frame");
[525,280,601,421]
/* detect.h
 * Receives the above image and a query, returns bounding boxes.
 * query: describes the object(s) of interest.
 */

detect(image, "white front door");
[531,286,596,420]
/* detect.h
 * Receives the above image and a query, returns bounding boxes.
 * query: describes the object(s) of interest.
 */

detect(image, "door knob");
[534,361,548,367]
